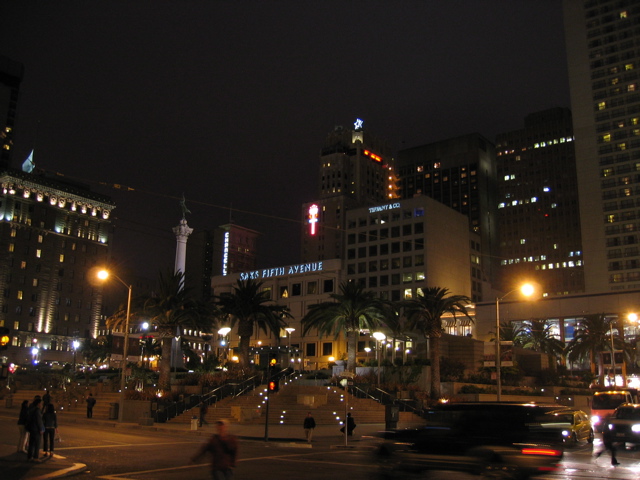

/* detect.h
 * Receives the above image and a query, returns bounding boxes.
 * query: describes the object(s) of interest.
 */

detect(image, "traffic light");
[269,352,278,367]
[268,379,279,392]
[0,327,10,350]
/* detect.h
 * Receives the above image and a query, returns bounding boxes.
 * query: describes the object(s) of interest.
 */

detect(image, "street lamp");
[285,327,295,366]
[72,340,80,372]
[496,283,535,401]
[97,269,132,422]
[218,326,231,363]
[372,331,386,386]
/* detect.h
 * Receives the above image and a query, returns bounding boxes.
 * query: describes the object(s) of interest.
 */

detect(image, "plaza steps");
[169,382,426,426]
[4,389,117,420]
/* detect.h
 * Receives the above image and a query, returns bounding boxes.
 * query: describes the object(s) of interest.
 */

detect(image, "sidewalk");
[0,412,407,479]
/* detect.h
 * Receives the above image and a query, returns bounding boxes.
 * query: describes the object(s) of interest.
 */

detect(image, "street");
[2,414,640,480]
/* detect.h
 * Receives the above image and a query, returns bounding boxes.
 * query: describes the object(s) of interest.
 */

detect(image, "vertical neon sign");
[308,204,319,235]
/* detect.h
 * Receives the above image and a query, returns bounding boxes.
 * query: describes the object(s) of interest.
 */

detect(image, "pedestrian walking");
[191,420,239,480]
[42,403,58,457]
[17,400,29,453]
[199,401,209,427]
[303,412,316,443]
[340,412,356,436]
[86,393,96,418]
[594,428,620,465]
[26,398,44,461]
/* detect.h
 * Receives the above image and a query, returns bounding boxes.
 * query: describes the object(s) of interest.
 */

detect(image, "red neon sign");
[363,149,382,162]
[308,204,319,235]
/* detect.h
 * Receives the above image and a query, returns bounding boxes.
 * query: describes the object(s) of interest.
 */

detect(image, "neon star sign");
[354,118,364,130]
[308,204,319,235]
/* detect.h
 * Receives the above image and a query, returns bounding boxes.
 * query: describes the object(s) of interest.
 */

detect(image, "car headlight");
[591,415,601,425]
[631,424,640,433]
[562,430,570,437]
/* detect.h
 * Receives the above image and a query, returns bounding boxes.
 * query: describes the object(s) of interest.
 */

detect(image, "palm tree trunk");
[346,330,357,372]
[237,318,254,368]
[159,336,172,391]
[429,335,441,399]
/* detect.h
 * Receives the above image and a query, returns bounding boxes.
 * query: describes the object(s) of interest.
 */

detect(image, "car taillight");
[521,447,562,457]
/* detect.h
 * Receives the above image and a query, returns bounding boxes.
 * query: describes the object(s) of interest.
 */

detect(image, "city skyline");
[0,1,569,280]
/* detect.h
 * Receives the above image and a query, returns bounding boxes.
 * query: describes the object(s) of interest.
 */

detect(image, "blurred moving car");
[376,403,564,480]
[538,408,594,446]
[606,403,640,446]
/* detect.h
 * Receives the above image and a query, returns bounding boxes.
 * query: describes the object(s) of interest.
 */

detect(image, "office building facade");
[564,0,640,292]
[495,108,583,296]
[0,169,114,365]
[396,133,497,302]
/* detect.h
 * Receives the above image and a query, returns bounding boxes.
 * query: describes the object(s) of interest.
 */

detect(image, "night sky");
[0,1,570,280]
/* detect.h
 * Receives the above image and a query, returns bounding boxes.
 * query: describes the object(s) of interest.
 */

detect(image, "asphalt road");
[2,415,640,480]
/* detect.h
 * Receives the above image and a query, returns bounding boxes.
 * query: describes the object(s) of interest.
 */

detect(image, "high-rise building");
[0,168,114,365]
[396,133,497,302]
[301,119,396,262]
[495,108,583,296]
[186,223,260,300]
[564,0,640,292]
[0,56,24,168]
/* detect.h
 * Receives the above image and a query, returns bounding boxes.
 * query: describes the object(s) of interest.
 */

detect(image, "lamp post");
[285,327,295,366]
[97,269,132,422]
[496,283,534,401]
[72,340,80,372]
[218,326,231,364]
[372,331,386,386]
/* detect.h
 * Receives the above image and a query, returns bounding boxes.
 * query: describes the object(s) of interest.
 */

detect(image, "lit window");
[520,239,526,244]
[598,101,607,110]
[626,63,634,71]
[404,289,413,299]
[621,10,628,18]
[618,142,627,151]
[36,249,41,258]
[17,291,22,300]
[10,229,16,238]
[59,254,64,263]
[8,243,14,252]
[629,84,637,92]
[20,261,26,269]
[37,235,43,243]
[603,133,611,142]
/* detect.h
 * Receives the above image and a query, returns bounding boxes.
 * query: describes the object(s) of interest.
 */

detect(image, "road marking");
[54,440,198,451]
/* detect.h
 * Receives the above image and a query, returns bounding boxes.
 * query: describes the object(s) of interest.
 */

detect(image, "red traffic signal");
[268,380,279,392]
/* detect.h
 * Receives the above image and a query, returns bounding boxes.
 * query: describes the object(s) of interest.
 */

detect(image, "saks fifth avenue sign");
[240,261,324,281]
[369,202,401,213]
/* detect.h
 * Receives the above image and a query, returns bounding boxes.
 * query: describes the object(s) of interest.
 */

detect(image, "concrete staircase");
[169,381,426,427]
[4,389,119,420]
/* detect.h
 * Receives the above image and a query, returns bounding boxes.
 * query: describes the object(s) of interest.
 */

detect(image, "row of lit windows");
[605,210,640,222]
[610,272,640,283]
[497,136,574,156]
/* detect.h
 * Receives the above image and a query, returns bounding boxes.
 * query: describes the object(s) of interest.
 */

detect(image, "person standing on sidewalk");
[303,412,316,443]
[86,393,96,418]
[191,420,239,480]
[26,397,44,461]
[42,403,58,457]
[42,389,51,412]
[17,400,29,453]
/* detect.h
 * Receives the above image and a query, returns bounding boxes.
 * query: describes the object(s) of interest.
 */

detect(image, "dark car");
[606,403,640,446]
[376,402,564,480]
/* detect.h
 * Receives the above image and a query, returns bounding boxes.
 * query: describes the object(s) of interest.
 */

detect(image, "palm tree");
[215,279,289,368]
[402,287,472,399]
[107,270,216,390]
[519,318,565,359]
[565,313,631,384]
[301,281,388,372]
[491,321,526,347]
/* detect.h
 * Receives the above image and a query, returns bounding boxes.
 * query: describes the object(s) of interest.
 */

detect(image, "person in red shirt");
[191,420,239,479]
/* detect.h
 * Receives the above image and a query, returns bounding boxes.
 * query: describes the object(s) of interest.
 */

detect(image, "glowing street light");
[373,331,386,385]
[97,269,132,422]
[496,283,535,401]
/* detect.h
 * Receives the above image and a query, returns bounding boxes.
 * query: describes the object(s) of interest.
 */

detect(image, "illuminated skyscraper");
[396,133,497,302]
[496,108,583,296]
[301,119,396,262]
[564,1,640,292]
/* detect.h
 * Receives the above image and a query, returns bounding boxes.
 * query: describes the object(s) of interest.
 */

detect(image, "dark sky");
[0,1,570,280]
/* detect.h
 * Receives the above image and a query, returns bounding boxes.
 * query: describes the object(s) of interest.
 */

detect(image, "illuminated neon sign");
[354,118,363,130]
[240,261,324,281]
[222,231,230,276]
[363,149,382,163]
[368,202,401,213]
[308,204,319,235]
